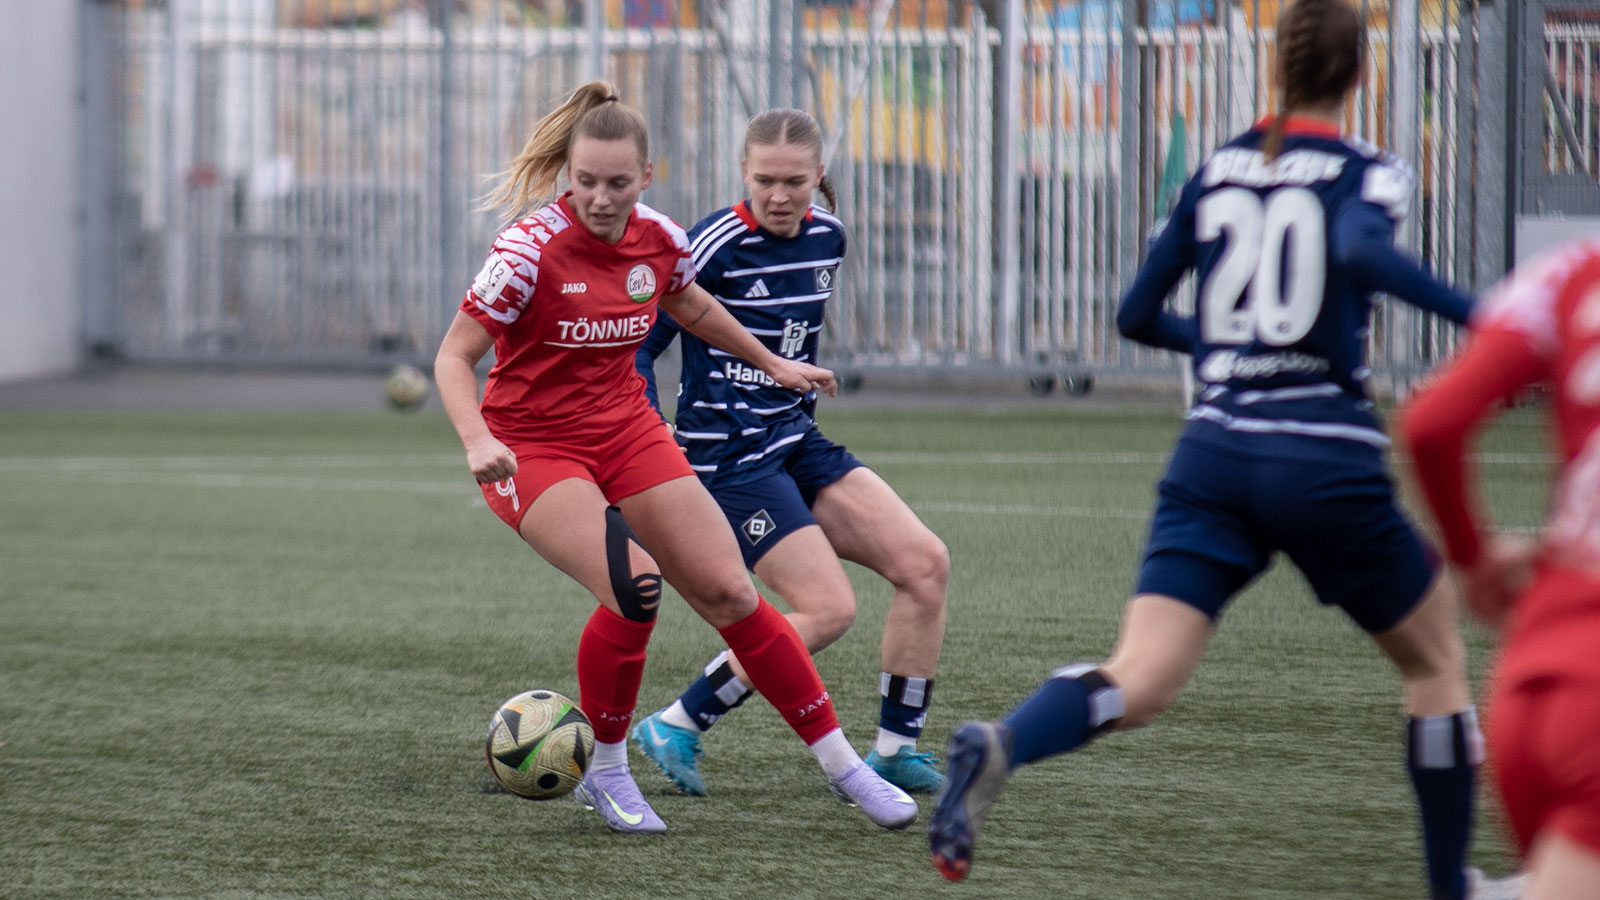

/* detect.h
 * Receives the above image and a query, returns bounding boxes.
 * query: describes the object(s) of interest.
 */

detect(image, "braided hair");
[1262,0,1364,160]
[743,108,837,212]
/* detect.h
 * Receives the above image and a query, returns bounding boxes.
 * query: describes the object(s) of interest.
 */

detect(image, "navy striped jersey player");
[1118,116,1473,469]
[1116,115,1475,632]
[637,200,844,486]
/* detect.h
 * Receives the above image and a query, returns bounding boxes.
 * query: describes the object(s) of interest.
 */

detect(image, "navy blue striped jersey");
[636,201,845,486]
[1117,117,1474,463]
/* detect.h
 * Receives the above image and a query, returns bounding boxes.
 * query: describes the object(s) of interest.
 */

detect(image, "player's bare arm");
[660,283,837,396]
[434,310,518,483]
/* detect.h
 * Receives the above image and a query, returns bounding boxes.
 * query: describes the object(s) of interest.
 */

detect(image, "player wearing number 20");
[929,2,1517,898]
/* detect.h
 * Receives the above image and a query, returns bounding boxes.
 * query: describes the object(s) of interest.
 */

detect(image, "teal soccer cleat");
[866,747,947,794]
[630,710,707,797]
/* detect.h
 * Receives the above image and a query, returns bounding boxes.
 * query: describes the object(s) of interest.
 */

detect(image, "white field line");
[0,450,1559,473]
[0,457,1549,533]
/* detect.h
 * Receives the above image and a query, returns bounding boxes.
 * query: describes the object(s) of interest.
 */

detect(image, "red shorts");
[1486,674,1600,857]
[478,414,692,531]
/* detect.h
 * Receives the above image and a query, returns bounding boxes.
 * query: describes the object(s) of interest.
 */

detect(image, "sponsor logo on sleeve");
[471,256,515,304]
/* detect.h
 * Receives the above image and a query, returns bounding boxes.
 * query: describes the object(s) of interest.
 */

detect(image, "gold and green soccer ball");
[384,364,430,411]
[484,690,595,800]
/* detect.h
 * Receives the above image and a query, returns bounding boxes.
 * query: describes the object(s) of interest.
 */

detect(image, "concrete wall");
[0,1,82,382]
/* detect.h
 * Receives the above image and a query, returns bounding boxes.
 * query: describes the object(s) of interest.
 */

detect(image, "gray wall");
[0,0,81,382]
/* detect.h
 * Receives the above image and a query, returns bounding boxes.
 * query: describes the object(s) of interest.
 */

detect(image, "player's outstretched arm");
[435,311,518,484]
[1333,204,1474,324]
[659,283,836,396]
[1400,326,1545,624]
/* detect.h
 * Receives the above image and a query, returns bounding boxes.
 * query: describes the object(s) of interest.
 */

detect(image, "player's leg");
[1377,583,1494,900]
[619,475,917,828]
[514,477,667,834]
[928,592,1214,881]
[929,439,1256,881]
[630,466,858,790]
[1486,650,1600,900]
[632,524,852,796]
[1523,833,1600,900]
[810,466,949,791]
[1288,470,1485,900]
[646,474,853,723]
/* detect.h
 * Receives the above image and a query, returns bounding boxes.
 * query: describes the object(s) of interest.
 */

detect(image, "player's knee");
[884,530,950,598]
[1118,688,1177,730]
[604,505,663,623]
[1099,664,1178,730]
[804,596,857,649]
[690,569,761,616]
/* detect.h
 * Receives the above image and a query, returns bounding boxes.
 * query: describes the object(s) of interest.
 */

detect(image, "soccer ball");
[484,690,595,800]
[384,364,430,411]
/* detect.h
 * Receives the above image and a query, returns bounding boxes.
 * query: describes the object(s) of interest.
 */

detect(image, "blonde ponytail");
[484,81,649,219]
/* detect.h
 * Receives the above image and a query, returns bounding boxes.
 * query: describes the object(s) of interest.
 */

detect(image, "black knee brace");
[605,505,662,623]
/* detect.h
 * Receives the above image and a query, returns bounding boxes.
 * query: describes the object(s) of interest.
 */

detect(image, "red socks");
[717,598,839,743]
[576,605,653,744]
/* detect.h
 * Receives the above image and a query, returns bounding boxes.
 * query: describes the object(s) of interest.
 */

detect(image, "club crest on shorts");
[626,264,657,303]
[740,509,777,545]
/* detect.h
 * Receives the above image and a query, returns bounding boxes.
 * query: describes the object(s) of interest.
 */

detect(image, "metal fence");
[84,1,1582,388]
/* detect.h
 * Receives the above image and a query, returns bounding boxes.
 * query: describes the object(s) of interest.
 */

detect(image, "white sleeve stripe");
[721,257,843,278]
[691,217,747,272]
[808,205,844,228]
[689,211,741,253]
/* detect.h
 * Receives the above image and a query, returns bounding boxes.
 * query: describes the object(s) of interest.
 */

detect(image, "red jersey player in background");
[1403,238,1600,900]
[433,82,917,834]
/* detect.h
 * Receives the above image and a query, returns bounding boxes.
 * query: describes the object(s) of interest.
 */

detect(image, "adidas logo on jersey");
[745,279,770,299]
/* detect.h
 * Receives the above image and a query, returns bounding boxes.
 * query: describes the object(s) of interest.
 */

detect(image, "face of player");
[742,141,823,239]
[568,137,651,244]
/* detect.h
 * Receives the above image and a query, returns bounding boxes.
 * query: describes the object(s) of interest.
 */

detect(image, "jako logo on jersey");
[626,264,658,302]
[744,279,770,299]
[813,265,836,292]
[779,319,807,357]
[724,360,779,388]
[560,282,587,294]
[554,314,652,345]
[494,478,520,513]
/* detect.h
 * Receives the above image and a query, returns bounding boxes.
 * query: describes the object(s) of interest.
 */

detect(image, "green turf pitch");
[0,406,1542,899]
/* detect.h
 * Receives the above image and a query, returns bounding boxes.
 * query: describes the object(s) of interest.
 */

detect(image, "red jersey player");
[1403,238,1600,899]
[433,82,917,834]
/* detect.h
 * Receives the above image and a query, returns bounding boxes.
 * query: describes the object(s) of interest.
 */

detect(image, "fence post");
[1474,0,1511,286]
[1117,1,1141,343]
[994,0,1023,363]
[82,0,119,357]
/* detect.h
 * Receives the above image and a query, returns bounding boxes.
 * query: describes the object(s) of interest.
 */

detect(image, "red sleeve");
[1400,327,1548,565]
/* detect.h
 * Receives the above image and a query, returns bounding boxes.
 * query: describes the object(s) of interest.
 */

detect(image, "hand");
[766,358,838,397]
[1460,535,1535,628]
[465,435,518,484]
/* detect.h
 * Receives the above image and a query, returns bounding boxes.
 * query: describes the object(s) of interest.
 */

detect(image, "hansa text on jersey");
[724,360,780,388]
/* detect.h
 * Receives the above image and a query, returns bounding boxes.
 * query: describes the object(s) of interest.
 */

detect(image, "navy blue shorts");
[1135,438,1438,633]
[707,429,865,568]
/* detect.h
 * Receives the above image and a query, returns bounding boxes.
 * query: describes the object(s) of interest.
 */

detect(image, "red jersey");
[461,195,696,443]
[1403,239,1600,685]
